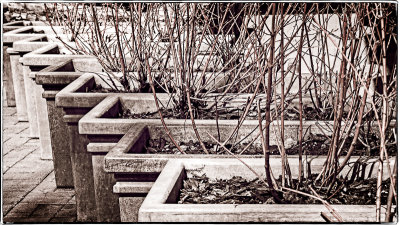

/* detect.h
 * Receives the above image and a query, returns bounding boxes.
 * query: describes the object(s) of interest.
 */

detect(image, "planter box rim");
[138,158,394,222]
[4,26,34,34]
[78,94,338,135]
[103,124,393,173]
[13,34,48,43]
[55,73,114,108]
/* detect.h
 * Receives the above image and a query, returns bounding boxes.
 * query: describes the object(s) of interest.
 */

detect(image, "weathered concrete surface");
[34,58,103,190]
[45,98,74,188]
[66,122,97,222]
[21,44,91,67]
[3,46,16,106]
[34,83,52,160]
[22,65,39,138]
[92,154,120,222]
[35,58,102,188]
[119,197,146,222]
[27,59,83,188]
[114,182,152,222]
[9,51,28,121]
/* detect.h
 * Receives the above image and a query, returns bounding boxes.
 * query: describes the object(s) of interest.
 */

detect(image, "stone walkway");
[2,105,77,223]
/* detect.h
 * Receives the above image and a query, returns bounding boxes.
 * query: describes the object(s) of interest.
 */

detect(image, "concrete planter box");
[11,36,58,161]
[54,73,121,222]
[34,57,101,188]
[138,158,395,222]
[9,38,67,163]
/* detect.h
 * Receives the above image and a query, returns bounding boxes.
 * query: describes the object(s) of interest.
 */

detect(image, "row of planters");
[4,2,397,223]
[3,22,84,162]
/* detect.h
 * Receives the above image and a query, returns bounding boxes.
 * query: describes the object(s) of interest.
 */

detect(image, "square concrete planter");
[138,158,395,222]
[54,73,122,222]
[11,36,59,161]
[34,57,101,188]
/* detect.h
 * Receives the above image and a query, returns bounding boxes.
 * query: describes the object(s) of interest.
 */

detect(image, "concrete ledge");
[63,114,84,124]
[87,143,117,153]
[42,90,59,99]
[113,182,153,194]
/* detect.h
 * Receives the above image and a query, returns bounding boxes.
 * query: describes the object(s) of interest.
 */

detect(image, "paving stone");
[4,161,47,174]
[4,210,32,218]
[54,204,77,217]
[3,118,19,127]
[49,217,77,222]
[3,182,36,192]
[4,217,51,223]
[3,196,22,206]
[3,159,18,172]
[23,141,41,146]
[3,136,30,151]
[22,192,73,204]
[3,204,13,214]
[3,107,17,116]
[6,203,38,214]
[24,138,41,143]
[5,143,37,154]
[2,134,12,143]
[3,171,50,182]
[18,127,31,138]
[31,204,63,217]
[3,191,28,200]
[3,145,36,162]
[4,124,29,135]
[11,162,52,172]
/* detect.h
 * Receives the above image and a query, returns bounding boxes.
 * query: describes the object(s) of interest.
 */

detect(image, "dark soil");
[145,132,396,156]
[178,173,393,205]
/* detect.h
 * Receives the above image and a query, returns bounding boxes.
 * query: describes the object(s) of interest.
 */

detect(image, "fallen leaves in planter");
[178,174,393,205]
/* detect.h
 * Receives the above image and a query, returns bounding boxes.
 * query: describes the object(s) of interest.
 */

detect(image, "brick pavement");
[2,104,77,223]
